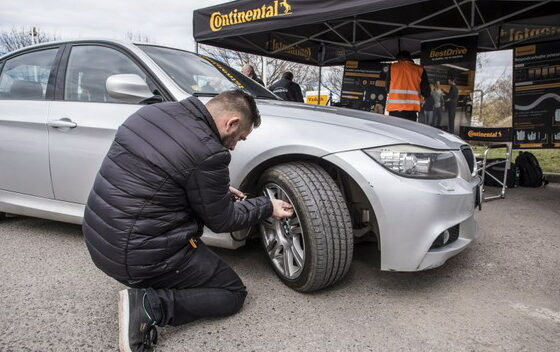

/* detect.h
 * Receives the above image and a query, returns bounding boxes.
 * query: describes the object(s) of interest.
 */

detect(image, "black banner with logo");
[421,35,478,69]
[266,33,318,62]
[512,41,560,149]
[420,35,478,134]
[460,126,513,143]
[340,60,387,113]
[499,23,560,47]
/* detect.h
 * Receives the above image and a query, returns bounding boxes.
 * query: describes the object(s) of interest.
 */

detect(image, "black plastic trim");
[45,46,65,100]
[54,45,70,100]
[460,144,475,174]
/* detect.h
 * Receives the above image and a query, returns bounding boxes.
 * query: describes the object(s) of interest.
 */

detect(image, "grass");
[471,146,560,174]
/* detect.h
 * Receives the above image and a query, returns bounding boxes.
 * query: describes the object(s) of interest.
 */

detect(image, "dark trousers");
[433,107,442,127]
[389,110,418,121]
[424,110,434,125]
[447,102,457,134]
[125,241,247,327]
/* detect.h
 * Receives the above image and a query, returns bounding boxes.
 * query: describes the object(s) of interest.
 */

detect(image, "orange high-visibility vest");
[386,61,424,112]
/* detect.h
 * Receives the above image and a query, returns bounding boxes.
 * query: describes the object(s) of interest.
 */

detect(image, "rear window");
[0,49,58,100]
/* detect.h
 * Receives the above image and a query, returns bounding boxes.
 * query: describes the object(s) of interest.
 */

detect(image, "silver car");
[0,40,481,292]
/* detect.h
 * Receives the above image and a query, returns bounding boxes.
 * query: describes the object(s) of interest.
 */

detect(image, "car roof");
[0,38,193,60]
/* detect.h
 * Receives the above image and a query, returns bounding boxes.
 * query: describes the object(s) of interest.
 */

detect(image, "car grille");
[461,145,475,174]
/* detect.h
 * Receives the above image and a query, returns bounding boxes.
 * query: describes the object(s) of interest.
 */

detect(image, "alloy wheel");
[260,183,305,279]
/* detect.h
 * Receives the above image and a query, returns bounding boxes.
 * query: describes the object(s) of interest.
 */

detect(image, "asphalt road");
[1,185,559,352]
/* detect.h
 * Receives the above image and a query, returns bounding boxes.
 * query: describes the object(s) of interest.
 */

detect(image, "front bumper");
[324,149,480,272]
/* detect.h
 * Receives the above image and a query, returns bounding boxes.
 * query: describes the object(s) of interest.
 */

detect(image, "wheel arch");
[238,152,380,243]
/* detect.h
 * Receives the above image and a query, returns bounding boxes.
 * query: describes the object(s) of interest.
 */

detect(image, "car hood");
[257,99,467,151]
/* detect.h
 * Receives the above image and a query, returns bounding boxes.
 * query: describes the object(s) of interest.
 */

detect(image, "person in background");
[268,71,304,102]
[385,50,431,121]
[241,64,264,86]
[432,82,444,128]
[422,85,435,126]
[445,76,459,134]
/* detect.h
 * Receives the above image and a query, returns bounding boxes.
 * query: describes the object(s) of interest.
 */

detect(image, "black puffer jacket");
[83,97,272,281]
[269,78,304,102]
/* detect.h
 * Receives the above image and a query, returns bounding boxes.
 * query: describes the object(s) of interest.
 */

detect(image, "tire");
[257,162,353,292]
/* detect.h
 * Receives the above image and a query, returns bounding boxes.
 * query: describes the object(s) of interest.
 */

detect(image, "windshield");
[139,45,277,99]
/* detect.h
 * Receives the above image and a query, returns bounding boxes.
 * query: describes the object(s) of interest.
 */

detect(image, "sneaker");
[118,289,158,352]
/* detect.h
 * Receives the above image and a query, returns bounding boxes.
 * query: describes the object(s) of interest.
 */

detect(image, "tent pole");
[195,42,199,54]
[261,56,267,86]
[317,43,325,105]
[318,65,322,105]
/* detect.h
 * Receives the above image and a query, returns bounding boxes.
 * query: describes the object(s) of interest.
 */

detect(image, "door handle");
[48,118,77,129]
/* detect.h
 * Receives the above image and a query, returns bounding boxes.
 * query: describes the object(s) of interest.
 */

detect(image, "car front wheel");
[257,162,353,292]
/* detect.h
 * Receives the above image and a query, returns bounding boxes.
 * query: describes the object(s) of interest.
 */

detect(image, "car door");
[0,47,61,198]
[48,44,162,204]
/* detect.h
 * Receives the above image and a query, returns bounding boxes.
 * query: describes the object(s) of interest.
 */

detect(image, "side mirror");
[106,74,153,104]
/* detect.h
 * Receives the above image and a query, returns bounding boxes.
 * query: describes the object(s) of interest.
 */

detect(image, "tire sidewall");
[258,168,318,290]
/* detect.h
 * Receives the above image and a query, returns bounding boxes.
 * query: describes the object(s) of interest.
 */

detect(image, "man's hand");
[271,199,294,219]
[229,186,245,200]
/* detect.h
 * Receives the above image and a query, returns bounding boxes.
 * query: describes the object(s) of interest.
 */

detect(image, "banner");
[460,126,513,143]
[420,35,478,134]
[305,91,328,105]
[512,41,560,149]
[266,33,318,62]
[499,24,560,47]
[339,60,387,113]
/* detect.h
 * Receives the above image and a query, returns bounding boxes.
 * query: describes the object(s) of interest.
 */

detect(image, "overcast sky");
[1,0,511,85]
[0,0,224,51]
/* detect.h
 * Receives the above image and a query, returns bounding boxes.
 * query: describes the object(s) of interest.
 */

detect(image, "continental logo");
[515,45,536,57]
[429,44,468,58]
[345,61,358,69]
[210,0,292,32]
[501,26,560,44]
[267,38,311,59]
[467,130,503,138]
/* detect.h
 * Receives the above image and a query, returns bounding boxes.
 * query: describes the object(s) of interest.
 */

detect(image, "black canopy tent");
[193,0,560,103]
[193,0,560,67]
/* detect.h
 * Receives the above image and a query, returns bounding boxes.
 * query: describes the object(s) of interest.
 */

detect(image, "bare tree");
[476,51,490,72]
[0,27,58,53]
[125,32,154,43]
[199,44,343,97]
[320,66,343,99]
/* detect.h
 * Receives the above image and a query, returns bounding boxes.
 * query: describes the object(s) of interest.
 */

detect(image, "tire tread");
[261,162,353,292]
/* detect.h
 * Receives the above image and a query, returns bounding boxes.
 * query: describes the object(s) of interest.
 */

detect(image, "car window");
[0,49,58,100]
[139,45,277,99]
[64,45,156,103]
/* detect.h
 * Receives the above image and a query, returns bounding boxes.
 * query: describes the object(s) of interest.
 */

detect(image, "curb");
[545,173,560,183]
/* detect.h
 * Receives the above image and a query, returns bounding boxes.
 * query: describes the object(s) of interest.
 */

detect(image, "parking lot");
[1,184,559,352]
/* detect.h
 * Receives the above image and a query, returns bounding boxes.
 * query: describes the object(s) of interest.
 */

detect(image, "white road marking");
[510,302,560,324]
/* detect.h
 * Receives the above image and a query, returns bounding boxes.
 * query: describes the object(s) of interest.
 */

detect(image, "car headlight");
[364,145,458,179]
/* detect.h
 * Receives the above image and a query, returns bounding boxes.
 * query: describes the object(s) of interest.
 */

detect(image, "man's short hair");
[207,90,261,127]
[396,50,412,60]
[282,71,294,81]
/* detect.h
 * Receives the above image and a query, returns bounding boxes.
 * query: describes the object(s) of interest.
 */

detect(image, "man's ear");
[226,115,241,131]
